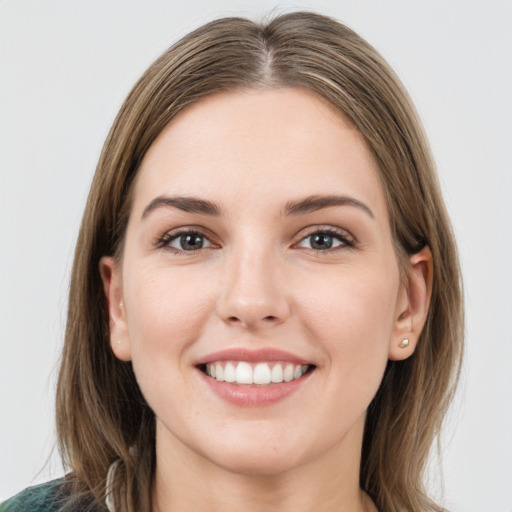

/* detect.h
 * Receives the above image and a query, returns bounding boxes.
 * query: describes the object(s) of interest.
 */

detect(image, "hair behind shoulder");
[56,11,463,512]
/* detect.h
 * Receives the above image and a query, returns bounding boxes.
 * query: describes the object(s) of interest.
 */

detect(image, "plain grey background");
[1,1,511,510]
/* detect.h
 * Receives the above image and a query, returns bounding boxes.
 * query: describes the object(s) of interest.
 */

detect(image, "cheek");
[121,265,218,424]
[297,264,398,383]
[123,265,213,369]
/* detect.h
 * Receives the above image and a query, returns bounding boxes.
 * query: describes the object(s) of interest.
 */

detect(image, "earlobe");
[389,246,433,361]
[99,256,132,361]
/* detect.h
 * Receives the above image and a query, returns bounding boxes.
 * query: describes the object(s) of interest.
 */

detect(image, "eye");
[159,230,214,253]
[296,228,354,251]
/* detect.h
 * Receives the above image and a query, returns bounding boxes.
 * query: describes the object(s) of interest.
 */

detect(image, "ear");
[389,246,433,361]
[99,256,132,361]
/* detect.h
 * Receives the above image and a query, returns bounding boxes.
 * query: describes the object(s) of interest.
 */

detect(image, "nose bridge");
[217,237,289,328]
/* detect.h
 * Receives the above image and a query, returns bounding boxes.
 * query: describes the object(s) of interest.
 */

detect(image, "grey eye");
[297,232,346,251]
[310,233,334,250]
[169,233,211,251]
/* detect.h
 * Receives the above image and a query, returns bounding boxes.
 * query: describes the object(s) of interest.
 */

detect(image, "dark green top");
[0,480,104,512]
[1,480,68,512]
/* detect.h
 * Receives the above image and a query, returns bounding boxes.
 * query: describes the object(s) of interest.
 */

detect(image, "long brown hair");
[56,11,463,512]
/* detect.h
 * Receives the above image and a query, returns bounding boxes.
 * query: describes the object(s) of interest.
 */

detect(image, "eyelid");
[154,226,219,252]
[153,224,357,254]
[169,233,213,251]
[293,225,357,250]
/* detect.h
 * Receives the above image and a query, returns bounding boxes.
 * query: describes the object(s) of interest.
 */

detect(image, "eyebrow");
[141,193,374,220]
[283,195,374,218]
[141,195,221,219]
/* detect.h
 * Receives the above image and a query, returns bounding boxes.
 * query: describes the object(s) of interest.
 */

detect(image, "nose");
[216,246,291,330]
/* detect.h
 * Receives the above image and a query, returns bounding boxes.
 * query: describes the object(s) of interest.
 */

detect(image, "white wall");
[1,1,511,510]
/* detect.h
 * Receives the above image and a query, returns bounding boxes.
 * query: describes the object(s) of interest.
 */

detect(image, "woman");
[2,11,463,512]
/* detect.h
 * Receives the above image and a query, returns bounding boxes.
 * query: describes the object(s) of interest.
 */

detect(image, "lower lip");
[198,369,313,407]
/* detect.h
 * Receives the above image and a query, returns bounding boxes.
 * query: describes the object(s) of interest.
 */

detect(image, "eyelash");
[296,227,356,252]
[155,228,215,254]
[155,226,356,255]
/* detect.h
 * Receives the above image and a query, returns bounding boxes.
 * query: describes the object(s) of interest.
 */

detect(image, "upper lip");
[195,348,313,366]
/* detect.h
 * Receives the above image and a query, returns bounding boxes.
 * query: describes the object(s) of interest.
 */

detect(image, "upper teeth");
[205,361,309,385]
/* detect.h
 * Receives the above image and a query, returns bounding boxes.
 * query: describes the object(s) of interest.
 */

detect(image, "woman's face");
[102,88,418,475]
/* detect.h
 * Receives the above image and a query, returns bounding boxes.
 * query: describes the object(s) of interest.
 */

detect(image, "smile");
[196,348,316,406]
[203,361,311,386]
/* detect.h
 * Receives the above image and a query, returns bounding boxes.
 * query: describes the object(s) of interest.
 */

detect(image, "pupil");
[312,234,332,249]
[181,234,203,250]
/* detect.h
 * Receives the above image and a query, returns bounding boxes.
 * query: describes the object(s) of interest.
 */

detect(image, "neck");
[151,418,377,512]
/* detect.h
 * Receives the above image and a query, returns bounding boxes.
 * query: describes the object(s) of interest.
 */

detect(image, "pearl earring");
[399,339,410,348]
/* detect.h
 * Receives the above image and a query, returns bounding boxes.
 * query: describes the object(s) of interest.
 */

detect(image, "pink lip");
[197,369,313,407]
[195,347,311,366]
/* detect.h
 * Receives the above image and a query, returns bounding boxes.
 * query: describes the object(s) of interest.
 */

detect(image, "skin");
[101,88,432,512]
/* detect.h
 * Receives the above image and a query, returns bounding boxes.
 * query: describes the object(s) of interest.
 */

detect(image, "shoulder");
[1,480,69,512]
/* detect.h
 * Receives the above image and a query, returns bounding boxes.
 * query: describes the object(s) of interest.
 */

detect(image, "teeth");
[236,362,253,384]
[204,361,310,385]
[254,362,271,385]
[215,362,224,381]
[224,362,236,383]
[271,363,283,383]
[207,363,216,378]
[283,363,294,382]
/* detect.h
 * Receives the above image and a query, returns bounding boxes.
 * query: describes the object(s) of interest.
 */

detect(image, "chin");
[195,425,319,477]
[209,447,305,477]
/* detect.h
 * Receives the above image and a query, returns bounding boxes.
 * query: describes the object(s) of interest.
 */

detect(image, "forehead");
[132,87,387,219]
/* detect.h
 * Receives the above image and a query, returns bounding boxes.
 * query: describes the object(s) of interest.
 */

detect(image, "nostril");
[225,315,278,326]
